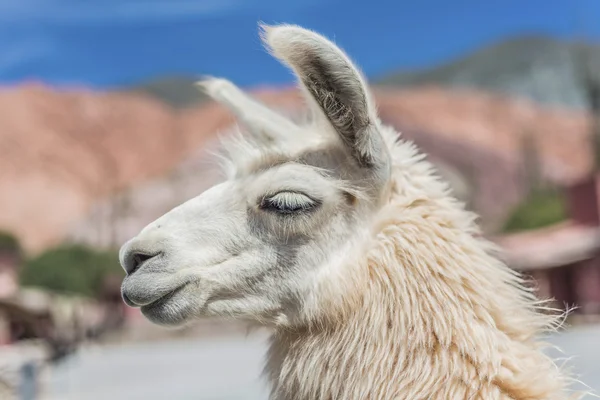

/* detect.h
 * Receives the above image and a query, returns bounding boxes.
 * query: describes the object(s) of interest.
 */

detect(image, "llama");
[119,24,585,399]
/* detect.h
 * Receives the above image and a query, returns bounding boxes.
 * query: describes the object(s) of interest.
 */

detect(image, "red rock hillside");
[0,82,593,253]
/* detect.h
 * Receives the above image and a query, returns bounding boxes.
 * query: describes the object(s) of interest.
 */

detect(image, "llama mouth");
[140,284,194,326]
[140,283,190,313]
[122,279,185,308]
[122,283,174,308]
[143,285,184,308]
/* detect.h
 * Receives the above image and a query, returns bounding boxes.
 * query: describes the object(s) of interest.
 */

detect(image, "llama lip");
[121,291,137,307]
[121,273,189,307]
[140,284,193,326]
[141,284,186,310]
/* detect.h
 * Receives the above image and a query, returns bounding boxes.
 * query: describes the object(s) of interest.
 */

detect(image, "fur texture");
[119,24,587,400]
[266,125,582,399]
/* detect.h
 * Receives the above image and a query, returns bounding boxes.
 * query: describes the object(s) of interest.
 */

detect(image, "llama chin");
[120,23,586,400]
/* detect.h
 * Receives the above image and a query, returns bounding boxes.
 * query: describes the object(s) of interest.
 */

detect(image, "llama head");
[119,24,393,327]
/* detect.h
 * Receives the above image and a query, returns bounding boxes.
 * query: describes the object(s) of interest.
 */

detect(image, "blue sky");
[0,0,598,89]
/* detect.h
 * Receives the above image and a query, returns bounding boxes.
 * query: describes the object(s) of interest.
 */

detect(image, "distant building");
[496,176,600,319]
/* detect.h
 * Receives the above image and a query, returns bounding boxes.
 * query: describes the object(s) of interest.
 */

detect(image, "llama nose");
[121,249,159,275]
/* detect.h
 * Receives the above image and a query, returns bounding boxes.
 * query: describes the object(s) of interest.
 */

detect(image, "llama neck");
[265,148,576,400]
[266,224,573,400]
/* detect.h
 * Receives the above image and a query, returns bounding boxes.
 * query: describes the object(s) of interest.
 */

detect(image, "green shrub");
[0,231,21,255]
[20,244,124,298]
[502,188,567,233]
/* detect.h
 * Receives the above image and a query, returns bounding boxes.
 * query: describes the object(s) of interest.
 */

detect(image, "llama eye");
[260,192,318,214]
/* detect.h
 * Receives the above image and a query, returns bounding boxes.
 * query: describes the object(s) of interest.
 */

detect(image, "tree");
[503,131,568,233]
[502,189,567,233]
[19,244,123,298]
[0,231,21,256]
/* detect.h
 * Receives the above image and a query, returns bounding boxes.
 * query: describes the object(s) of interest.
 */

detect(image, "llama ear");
[261,24,389,171]
[196,77,300,143]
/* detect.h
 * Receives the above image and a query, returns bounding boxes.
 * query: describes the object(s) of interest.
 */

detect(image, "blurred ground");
[41,330,270,400]
[40,324,600,400]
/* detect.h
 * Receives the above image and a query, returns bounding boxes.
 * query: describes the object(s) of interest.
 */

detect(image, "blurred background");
[1,0,600,398]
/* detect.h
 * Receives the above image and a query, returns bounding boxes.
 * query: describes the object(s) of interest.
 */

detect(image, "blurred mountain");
[66,87,595,250]
[126,77,210,109]
[0,83,234,253]
[377,36,600,110]
[0,82,594,253]
[122,36,600,111]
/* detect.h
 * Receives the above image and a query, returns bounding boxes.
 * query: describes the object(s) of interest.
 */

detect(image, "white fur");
[120,24,587,399]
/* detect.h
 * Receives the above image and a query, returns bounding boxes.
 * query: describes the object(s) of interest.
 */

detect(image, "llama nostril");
[125,252,158,275]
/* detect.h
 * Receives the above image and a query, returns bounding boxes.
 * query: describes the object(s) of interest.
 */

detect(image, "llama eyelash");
[259,191,320,214]
[119,23,585,400]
